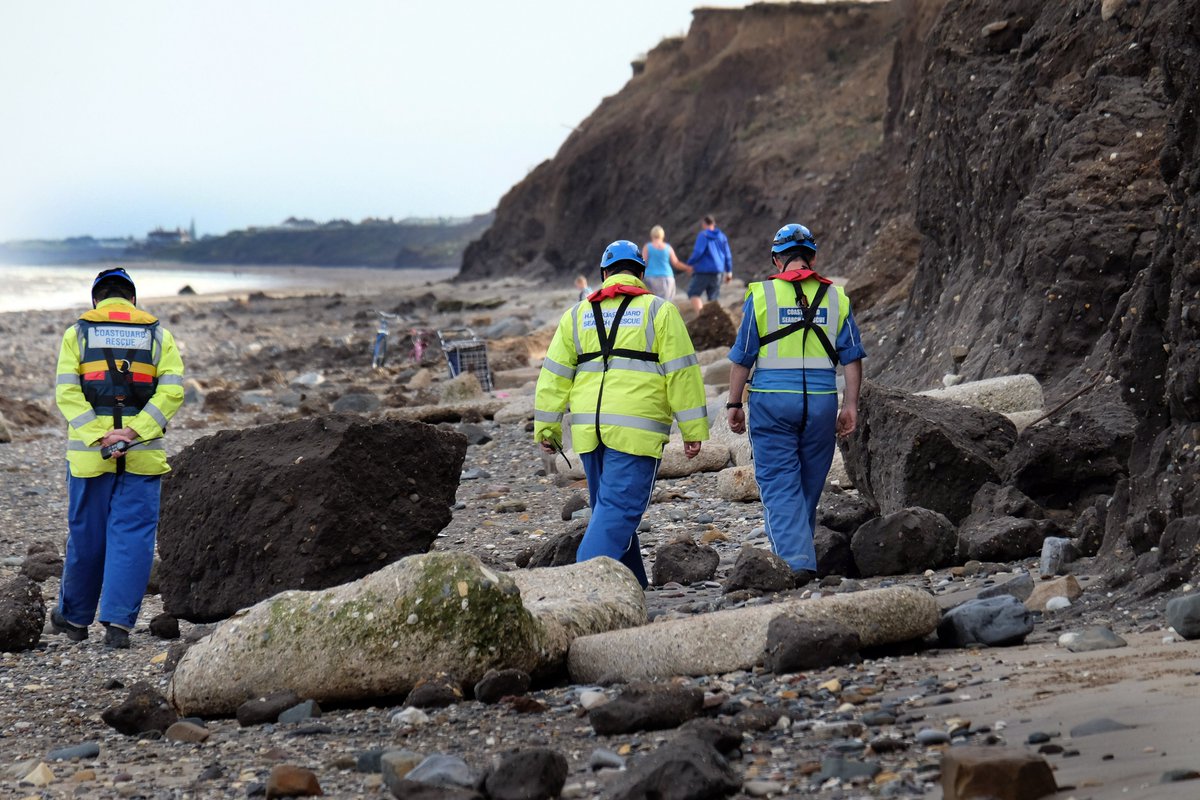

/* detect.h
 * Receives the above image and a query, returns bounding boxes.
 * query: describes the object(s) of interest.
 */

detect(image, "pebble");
[744,779,785,796]
[264,764,322,798]
[1161,769,1200,783]
[406,753,476,788]
[277,700,322,724]
[916,729,950,745]
[1044,596,1072,611]
[46,742,100,761]
[1063,626,1127,653]
[391,707,430,727]
[588,748,626,771]
[1026,732,1051,744]
[164,721,210,743]
[1070,718,1134,737]
[579,690,609,710]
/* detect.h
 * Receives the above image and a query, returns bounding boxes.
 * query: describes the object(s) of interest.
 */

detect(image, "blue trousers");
[59,471,161,630]
[578,444,657,587]
[747,392,839,571]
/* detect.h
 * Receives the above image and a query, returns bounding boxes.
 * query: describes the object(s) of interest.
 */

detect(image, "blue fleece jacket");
[687,227,733,274]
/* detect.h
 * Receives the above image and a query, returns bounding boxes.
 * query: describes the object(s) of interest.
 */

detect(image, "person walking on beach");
[51,268,185,648]
[685,215,734,313]
[534,241,709,586]
[725,224,865,585]
[641,225,691,301]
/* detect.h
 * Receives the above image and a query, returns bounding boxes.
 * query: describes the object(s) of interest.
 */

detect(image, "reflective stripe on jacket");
[749,278,846,370]
[55,298,186,478]
[534,274,709,459]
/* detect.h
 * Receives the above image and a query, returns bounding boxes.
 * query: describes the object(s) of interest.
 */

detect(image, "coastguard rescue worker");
[534,241,709,587]
[726,225,865,585]
[50,268,185,648]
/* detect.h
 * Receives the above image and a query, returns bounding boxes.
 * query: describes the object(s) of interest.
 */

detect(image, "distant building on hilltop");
[146,227,192,247]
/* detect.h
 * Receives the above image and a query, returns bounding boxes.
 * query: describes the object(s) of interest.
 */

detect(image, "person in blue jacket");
[685,215,733,313]
[724,224,866,585]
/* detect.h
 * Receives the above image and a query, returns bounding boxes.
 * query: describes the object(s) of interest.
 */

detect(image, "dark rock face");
[589,683,704,736]
[0,575,44,652]
[158,415,467,622]
[764,616,861,673]
[524,528,584,569]
[817,491,877,534]
[937,595,1034,648]
[851,507,957,577]
[651,540,719,586]
[101,683,178,736]
[814,525,857,578]
[685,303,737,352]
[606,734,741,800]
[723,547,795,593]
[840,383,1017,524]
[482,749,568,800]
[957,517,1052,564]
[473,669,531,704]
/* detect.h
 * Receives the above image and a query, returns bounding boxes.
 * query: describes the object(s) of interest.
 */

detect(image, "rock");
[937,595,1033,647]
[851,507,956,577]
[21,762,54,787]
[101,682,178,736]
[569,586,939,682]
[492,367,541,390]
[265,765,322,798]
[840,382,1017,523]
[814,525,856,578]
[0,412,11,443]
[763,616,860,673]
[916,728,950,745]
[237,692,303,726]
[484,317,530,340]
[976,572,1035,603]
[407,754,476,788]
[981,19,1009,36]
[589,682,704,735]
[724,547,795,593]
[589,748,626,771]
[1161,769,1200,784]
[440,372,484,403]
[392,707,430,727]
[715,465,758,501]
[560,494,588,521]
[149,613,180,640]
[406,676,462,709]
[1044,596,1071,611]
[1069,718,1134,737]
[158,416,468,622]
[957,517,1050,563]
[1025,575,1082,612]
[1166,594,1200,639]
[814,756,881,782]
[1039,537,1076,576]
[702,360,732,386]
[332,393,381,414]
[1062,626,1127,652]
[483,749,568,800]
[1100,0,1125,22]
[164,720,210,743]
[46,742,100,761]
[651,539,719,586]
[941,747,1057,800]
[473,669,530,704]
[0,575,44,652]
[657,442,729,479]
[524,528,583,568]
[169,553,645,716]
[685,302,737,351]
[817,491,876,533]
[278,699,323,724]
[20,544,63,582]
[381,750,425,789]
[916,375,1044,415]
[743,780,784,797]
[606,735,740,800]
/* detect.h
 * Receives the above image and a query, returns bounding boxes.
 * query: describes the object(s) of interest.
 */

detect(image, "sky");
[0,1,746,242]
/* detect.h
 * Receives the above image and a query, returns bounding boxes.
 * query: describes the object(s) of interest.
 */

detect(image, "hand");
[100,427,137,458]
[727,407,746,435]
[539,441,556,455]
[683,441,701,459]
[724,273,733,283]
[836,407,858,438]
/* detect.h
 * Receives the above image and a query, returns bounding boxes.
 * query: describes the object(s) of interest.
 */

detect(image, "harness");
[578,284,658,446]
[756,269,839,365]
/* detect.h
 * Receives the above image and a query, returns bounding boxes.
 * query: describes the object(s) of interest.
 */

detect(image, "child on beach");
[574,274,593,301]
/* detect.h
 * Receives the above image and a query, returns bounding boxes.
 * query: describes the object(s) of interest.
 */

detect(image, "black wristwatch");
[725,402,743,409]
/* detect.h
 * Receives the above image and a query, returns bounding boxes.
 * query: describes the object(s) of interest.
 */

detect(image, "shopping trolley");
[437,327,493,391]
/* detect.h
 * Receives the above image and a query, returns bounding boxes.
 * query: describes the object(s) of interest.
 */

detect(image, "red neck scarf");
[587,284,652,302]
[768,268,832,285]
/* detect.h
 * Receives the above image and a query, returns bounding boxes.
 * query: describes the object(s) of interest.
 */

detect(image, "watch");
[725,402,743,409]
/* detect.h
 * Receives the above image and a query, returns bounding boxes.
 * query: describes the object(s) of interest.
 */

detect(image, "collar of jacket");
[80,298,159,325]
[588,273,652,302]
[768,268,832,286]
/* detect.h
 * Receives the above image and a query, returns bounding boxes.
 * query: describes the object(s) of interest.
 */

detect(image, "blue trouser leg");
[747,392,839,571]
[60,472,115,627]
[99,473,161,629]
[578,444,657,587]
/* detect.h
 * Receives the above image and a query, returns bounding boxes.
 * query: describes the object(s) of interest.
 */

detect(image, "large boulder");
[658,442,730,479]
[916,375,1045,415]
[0,576,44,652]
[715,466,758,501]
[840,382,1018,523]
[850,507,956,577]
[168,552,645,716]
[685,302,736,351]
[957,517,1052,563]
[158,415,467,622]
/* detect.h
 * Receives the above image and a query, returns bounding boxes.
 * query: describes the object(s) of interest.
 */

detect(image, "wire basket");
[437,327,493,391]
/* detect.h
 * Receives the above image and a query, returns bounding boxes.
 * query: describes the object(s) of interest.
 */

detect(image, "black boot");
[102,623,130,649]
[50,609,88,642]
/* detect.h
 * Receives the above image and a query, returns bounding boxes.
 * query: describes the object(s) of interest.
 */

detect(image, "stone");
[817,491,877,533]
[492,367,541,390]
[101,682,178,736]
[569,586,939,682]
[840,382,1018,523]
[651,539,719,586]
[702,359,732,386]
[814,756,881,782]
[46,742,100,761]
[976,572,1035,603]
[169,553,646,716]
[1044,596,1071,611]
[724,546,795,593]
[685,302,737,351]
[1069,718,1134,737]
[744,780,784,797]
[1100,0,1125,22]
[158,416,468,622]
[937,595,1033,647]
[1025,575,1082,612]
[1039,537,1076,577]
[483,749,568,800]
[237,692,303,726]
[814,525,856,578]
[524,528,583,568]
[764,616,861,673]
[589,682,704,735]
[149,613,180,640]
[957,517,1050,563]
[473,669,530,704]
[941,747,1056,800]
[715,466,758,501]
[407,754,476,788]
[589,748,626,770]
[851,507,957,577]
[1161,769,1200,783]
[1063,626,1126,653]
[277,699,323,723]
[1166,594,1200,639]
[20,544,63,582]
[386,781,483,799]
[293,371,325,388]
[733,706,783,732]
[381,750,425,789]
[406,676,462,709]
[916,729,950,745]
[165,720,210,743]
[21,762,54,787]
[606,735,740,800]
[657,442,730,479]
[265,765,322,798]
[0,575,45,652]
[560,494,588,521]
[439,372,484,403]
[332,393,381,414]
[916,375,1044,415]
[202,388,243,414]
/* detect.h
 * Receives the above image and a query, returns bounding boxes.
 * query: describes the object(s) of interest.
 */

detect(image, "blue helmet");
[771,224,817,257]
[599,240,646,273]
[91,267,137,307]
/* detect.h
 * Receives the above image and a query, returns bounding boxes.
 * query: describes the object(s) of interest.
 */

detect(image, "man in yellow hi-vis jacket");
[534,240,709,586]
[51,268,185,648]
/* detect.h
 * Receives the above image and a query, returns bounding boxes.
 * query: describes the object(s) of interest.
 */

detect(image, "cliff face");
[461,2,905,281]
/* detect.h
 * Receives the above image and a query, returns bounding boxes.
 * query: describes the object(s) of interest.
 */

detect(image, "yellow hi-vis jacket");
[748,275,847,377]
[55,298,185,478]
[534,273,709,459]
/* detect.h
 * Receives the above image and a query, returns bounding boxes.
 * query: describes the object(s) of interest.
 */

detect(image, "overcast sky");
[0,1,747,241]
